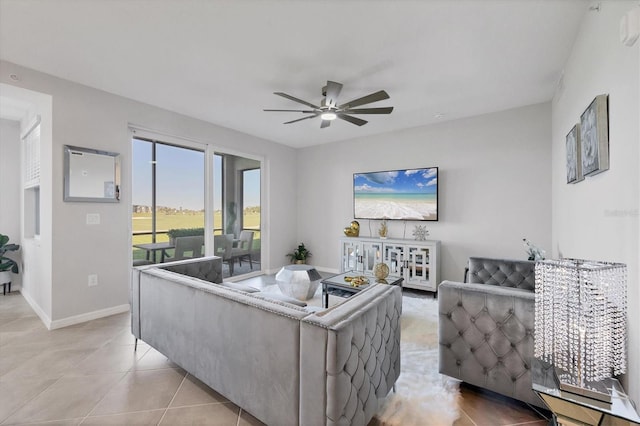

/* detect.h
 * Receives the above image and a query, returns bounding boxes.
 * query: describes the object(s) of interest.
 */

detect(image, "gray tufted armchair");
[438,257,544,408]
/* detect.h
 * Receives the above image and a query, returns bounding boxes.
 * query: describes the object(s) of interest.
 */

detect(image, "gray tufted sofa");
[438,257,543,407]
[131,256,402,425]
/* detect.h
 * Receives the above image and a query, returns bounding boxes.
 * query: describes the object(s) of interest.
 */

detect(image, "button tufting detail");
[438,257,539,407]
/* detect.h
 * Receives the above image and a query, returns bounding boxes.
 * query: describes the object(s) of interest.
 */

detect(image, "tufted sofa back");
[468,257,535,291]
[159,256,223,284]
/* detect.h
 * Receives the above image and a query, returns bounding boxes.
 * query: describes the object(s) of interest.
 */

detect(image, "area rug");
[260,283,461,425]
[372,295,461,426]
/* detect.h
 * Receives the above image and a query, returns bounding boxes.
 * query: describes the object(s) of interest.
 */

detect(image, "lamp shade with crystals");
[534,259,627,401]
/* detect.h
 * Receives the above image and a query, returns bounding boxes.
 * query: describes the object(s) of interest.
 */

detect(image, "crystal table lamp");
[534,259,627,403]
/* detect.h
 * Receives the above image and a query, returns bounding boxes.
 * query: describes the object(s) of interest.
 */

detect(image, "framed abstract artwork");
[566,124,583,184]
[580,94,609,176]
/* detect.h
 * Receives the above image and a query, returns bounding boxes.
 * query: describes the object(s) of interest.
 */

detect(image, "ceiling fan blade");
[341,107,394,115]
[324,81,343,108]
[337,114,368,126]
[338,90,390,109]
[283,115,318,125]
[320,119,331,129]
[263,109,316,113]
[274,92,319,109]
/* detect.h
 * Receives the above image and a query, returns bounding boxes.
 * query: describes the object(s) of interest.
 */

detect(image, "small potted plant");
[0,233,20,292]
[287,242,312,264]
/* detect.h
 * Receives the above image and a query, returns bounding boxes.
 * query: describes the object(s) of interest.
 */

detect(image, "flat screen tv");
[353,167,438,221]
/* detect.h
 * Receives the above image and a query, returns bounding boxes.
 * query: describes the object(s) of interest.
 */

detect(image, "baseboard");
[49,304,130,330]
[20,289,53,330]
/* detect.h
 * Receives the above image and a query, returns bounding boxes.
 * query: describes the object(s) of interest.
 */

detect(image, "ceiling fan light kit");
[264,80,393,128]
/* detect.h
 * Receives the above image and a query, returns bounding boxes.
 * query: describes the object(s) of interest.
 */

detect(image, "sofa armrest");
[300,284,402,425]
[438,280,542,407]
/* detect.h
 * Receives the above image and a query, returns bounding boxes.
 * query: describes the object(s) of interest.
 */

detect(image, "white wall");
[551,1,639,401]
[0,60,297,325]
[297,102,552,282]
[0,118,22,289]
[0,84,54,324]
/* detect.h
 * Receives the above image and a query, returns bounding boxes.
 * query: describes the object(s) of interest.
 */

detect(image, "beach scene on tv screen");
[354,168,438,221]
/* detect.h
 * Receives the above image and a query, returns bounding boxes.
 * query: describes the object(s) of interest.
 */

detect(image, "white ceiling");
[0,0,587,148]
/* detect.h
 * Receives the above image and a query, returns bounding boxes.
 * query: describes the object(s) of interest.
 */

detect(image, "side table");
[532,359,640,426]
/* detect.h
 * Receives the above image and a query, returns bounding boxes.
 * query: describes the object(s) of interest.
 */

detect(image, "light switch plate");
[86,213,100,225]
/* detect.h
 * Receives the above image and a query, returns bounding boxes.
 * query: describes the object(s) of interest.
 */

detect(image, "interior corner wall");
[0,118,22,289]
[0,60,297,325]
[550,1,639,401]
[296,102,552,281]
[0,83,54,325]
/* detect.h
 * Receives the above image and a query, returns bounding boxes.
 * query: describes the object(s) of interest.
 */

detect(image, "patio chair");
[168,235,204,261]
[231,230,254,270]
[214,234,234,275]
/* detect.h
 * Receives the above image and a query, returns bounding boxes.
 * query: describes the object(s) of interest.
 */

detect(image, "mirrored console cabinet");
[339,236,441,294]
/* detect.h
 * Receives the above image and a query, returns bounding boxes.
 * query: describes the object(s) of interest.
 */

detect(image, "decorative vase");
[374,263,390,280]
[295,259,305,265]
[343,221,360,237]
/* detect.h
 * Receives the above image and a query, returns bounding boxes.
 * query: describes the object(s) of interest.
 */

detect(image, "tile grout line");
[458,407,478,426]
[0,375,63,425]
[79,367,135,424]
[156,370,188,425]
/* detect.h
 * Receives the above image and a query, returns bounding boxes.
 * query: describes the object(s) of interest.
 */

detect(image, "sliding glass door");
[212,153,261,277]
[132,134,262,278]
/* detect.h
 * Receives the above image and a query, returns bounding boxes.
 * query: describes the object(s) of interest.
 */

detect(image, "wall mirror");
[63,145,120,202]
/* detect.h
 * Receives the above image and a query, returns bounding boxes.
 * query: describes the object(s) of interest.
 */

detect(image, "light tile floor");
[0,292,262,426]
[0,276,549,426]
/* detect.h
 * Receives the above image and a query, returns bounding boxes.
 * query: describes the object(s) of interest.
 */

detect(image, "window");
[132,132,262,278]
[132,137,205,262]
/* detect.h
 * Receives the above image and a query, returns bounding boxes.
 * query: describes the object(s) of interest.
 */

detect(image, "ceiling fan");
[264,80,393,128]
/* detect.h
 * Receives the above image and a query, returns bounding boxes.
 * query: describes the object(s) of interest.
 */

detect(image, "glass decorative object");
[534,259,627,403]
[374,262,390,281]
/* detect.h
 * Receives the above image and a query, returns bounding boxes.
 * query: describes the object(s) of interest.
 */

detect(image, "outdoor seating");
[214,234,234,275]
[231,230,254,270]
[168,236,204,261]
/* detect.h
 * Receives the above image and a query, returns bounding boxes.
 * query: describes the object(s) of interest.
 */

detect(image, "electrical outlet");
[88,274,98,287]
[86,213,100,225]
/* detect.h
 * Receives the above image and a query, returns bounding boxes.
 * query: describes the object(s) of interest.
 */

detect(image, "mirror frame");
[63,145,120,203]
